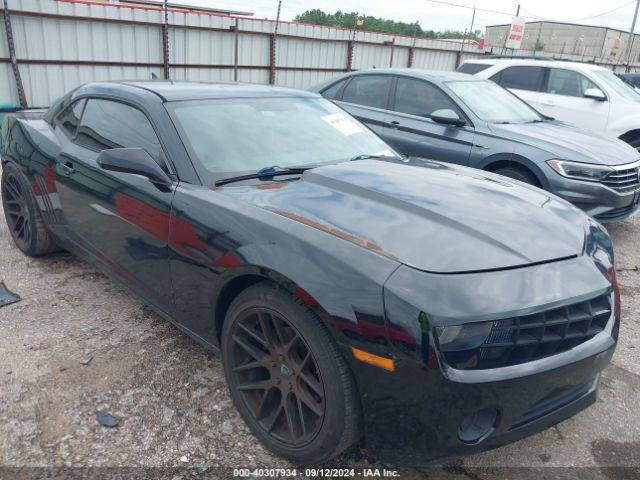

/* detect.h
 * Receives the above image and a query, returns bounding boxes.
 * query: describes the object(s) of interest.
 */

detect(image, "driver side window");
[546,69,598,98]
[393,77,459,118]
[75,99,168,171]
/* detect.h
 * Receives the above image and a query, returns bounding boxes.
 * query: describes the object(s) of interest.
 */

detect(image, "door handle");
[389,120,401,129]
[62,161,76,176]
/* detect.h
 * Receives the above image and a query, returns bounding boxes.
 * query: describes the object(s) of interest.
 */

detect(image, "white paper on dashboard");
[321,113,364,136]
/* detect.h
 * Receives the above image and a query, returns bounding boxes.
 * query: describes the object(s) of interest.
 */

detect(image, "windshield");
[446,80,543,124]
[595,70,640,101]
[168,96,395,181]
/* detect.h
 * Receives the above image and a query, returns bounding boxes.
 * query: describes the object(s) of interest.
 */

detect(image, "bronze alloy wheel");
[2,172,32,252]
[228,307,325,446]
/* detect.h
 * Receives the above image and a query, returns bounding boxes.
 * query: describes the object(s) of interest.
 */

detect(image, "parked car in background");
[310,69,640,222]
[1,81,620,465]
[459,59,640,150]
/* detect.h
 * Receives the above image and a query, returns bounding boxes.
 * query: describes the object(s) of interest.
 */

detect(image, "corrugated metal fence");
[1,0,639,109]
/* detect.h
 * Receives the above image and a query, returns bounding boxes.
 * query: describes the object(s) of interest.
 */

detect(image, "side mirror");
[97,148,172,186]
[430,109,466,127]
[584,88,606,101]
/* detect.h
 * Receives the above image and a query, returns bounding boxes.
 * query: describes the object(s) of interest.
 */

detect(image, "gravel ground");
[0,192,639,480]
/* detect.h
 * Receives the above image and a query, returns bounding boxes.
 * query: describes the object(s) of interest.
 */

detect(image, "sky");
[156,0,640,34]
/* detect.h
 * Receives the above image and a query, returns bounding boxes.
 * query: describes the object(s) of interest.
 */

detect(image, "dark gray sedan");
[310,69,640,223]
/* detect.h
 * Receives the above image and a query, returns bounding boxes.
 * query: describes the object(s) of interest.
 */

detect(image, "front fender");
[608,113,640,139]
[480,153,550,190]
[213,242,399,353]
[168,184,401,359]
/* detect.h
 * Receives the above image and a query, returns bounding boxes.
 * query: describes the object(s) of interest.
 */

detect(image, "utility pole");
[461,5,476,52]
[626,0,640,71]
[502,5,519,55]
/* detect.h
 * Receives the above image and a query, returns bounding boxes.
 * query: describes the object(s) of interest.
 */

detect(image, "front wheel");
[624,135,640,152]
[493,166,539,187]
[221,282,362,464]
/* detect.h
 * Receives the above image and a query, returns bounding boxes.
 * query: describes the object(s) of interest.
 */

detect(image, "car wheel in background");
[1,163,57,256]
[624,136,640,152]
[493,166,539,187]
[222,282,362,464]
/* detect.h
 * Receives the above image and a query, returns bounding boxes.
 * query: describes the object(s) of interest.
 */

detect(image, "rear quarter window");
[321,78,348,100]
[457,63,493,74]
[55,99,85,138]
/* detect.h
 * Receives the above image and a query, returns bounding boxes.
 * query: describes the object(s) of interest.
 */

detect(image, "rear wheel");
[221,282,361,464]
[493,165,539,187]
[1,163,57,256]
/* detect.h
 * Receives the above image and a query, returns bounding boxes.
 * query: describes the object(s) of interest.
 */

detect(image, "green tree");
[294,9,481,40]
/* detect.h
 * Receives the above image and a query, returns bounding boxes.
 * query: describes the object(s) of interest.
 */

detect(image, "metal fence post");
[269,34,276,85]
[407,46,414,68]
[162,0,169,79]
[269,0,281,85]
[232,18,239,82]
[346,40,354,71]
[2,0,27,107]
[385,40,395,67]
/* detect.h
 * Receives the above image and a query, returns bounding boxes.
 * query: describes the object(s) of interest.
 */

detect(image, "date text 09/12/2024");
[233,468,400,477]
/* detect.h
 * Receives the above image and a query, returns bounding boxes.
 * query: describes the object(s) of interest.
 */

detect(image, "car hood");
[219,160,587,273]
[488,121,639,165]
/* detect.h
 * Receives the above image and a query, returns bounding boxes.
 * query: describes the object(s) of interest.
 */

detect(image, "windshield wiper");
[214,165,312,187]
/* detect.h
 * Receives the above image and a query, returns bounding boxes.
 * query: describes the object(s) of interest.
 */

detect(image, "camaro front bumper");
[347,333,614,465]
[341,255,618,465]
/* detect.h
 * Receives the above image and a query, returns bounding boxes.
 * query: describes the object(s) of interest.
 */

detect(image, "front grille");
[601,166,640,194]
[442,293,612,370]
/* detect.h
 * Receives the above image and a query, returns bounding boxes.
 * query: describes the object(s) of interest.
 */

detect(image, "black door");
[382,76,475,164]
[54,98,176,313]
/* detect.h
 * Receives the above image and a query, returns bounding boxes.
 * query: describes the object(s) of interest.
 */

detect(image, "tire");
[1,162,57,256]
[624,135,640,152]
[221,282,362,464]
[493,166,539,187]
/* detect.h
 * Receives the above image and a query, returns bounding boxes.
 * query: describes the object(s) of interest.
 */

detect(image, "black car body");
[310,69,640,223]
[0,82,620,465]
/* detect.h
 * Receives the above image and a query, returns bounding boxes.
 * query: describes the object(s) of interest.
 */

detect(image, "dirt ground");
[0,196,639,480]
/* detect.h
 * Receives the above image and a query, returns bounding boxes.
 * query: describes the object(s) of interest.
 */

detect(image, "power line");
[422,0,514,17]
[521,1,635,23]
[424,0,635,24]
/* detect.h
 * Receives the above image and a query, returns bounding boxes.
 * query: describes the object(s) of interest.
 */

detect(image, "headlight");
[435,322,492,352]
[547,159,613,182]
[583,219,613,262]
[583,219,619,321]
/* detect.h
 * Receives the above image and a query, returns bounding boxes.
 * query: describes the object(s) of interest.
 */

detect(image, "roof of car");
[346,68,477,81]
[461,58,608,71]
[77,81,320,102]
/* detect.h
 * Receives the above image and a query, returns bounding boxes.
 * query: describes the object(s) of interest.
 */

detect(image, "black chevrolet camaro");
[0,82,620,465]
